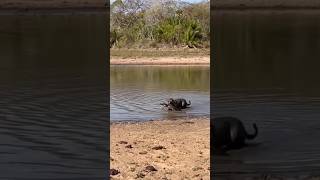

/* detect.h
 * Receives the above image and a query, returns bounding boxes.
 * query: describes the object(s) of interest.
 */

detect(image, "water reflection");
[111,65,209,121]
[0,13,107,179]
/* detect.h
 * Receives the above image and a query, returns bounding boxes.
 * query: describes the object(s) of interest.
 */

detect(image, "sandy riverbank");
[213,0,320,9]
[0,0,107,15]
[110,49,210,65]
[110,117,210,180]
[110,56,210,65]
[0,0,105,9]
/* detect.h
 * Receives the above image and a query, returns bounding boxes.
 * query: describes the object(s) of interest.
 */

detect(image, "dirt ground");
[213,0,320,8]
[110,56,210,65]
[110,49,210,65]
[110,117,210,180]
[0,0,105,9]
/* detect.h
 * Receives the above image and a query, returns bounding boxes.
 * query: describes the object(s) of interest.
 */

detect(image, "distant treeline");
[110,0,209,48]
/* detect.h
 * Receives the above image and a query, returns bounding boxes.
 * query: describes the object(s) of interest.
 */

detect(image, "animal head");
[167,98,175,105]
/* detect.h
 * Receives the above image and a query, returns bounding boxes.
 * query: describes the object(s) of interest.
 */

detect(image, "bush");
[110,0,209,48]
[184,19,203,48]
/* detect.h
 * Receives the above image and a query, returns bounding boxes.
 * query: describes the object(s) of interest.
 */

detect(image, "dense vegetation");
[110,0,209,48]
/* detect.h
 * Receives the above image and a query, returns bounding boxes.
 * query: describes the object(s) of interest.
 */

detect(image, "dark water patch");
[0,14,108,179]
[212,10,320,177]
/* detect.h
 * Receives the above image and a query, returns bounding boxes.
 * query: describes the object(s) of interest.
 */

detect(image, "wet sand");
[110,117,210,180]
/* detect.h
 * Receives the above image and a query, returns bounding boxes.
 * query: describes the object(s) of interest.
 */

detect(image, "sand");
[110,117,210,180]
[2,0,320,10]
[110,48,210,65]
[110,56,210,65]
[213,0,320,9]
[0,0,105,9]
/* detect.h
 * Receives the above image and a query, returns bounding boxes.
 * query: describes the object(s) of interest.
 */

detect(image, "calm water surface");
[0,13,108,179]
[213,10,320,178]
[111,65,210,121]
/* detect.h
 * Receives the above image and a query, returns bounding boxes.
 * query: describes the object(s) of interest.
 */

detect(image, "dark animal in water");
[160,98,191,111]
[170,98,191,109]
[212,117,258,152]
[160,103,180,111]
[160,101,180,111]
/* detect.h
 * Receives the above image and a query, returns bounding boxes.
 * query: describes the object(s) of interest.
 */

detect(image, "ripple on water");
[213,90,320,176]
[111,66,210,121]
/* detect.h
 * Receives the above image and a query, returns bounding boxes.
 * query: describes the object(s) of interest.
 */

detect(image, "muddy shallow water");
[110,65,210,121]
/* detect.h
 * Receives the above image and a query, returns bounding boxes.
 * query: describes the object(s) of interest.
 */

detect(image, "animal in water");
[160,99,181,111]
[160,98,191,111]
[160,102,180,111]
[212,117,258,153]
[170,98,191,109]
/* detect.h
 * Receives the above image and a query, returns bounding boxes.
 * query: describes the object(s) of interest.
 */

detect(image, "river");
[212,10,320,178]
[111,65,210,121]
[0,12,108,179]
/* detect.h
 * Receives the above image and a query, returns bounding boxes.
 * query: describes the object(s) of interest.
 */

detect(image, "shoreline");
[110,117,210,179]
[110,56,210,65]
[212,0,320,9]
[212,6,320,10]
[0,7,107,15]
[110,49,210,65]
[110,115,210,124]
